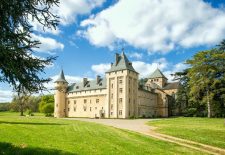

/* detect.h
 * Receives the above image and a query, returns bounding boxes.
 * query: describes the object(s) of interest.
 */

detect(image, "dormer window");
[76,86,79,89]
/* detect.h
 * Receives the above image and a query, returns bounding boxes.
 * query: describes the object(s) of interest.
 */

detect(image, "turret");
[54,69,68,118]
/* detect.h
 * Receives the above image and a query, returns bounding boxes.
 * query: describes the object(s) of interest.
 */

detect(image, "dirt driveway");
[65,118,225,155]
[65,118,157,133]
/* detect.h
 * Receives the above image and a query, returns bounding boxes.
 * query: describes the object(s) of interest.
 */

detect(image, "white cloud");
[91,57,169,78]
[127,52,143,59]
[163,62,188,82]
[0,90,13,102]
[30,0,105,35]
[53,0,105,25]
[31,34,64,54]
[133,58,168,78]
[91,63,111,75]
[79,0,225,54]
[90,56,188,82]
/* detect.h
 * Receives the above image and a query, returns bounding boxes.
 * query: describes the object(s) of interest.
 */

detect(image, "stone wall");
[137,89,158,117]
[66,89,107,118]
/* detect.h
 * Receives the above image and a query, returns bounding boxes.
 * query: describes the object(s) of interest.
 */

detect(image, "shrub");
[26,109,34,116]
[42,104,54,117]
[183,108,197,117]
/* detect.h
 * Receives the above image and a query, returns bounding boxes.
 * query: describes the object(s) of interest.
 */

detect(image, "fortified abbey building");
[54,52,179,118]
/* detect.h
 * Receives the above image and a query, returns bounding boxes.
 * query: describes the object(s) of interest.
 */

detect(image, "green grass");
[148,117,225,149]
[0,112,205,155]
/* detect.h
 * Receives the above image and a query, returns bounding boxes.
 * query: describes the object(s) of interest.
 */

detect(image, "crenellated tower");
[54,69,68,118]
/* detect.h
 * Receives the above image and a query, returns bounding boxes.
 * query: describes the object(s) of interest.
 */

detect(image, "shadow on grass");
[0,121,67,125]
[0,142,76,155]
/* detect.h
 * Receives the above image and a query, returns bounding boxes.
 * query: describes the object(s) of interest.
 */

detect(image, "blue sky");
[1,0,225,102]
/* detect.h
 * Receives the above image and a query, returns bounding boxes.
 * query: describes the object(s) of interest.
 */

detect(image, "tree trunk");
[207,89,211,118]
[20,103,24,116]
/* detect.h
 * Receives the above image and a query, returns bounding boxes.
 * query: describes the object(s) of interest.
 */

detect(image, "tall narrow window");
[111,83,113,88]
[83,105,87,111]
[119,98,123,103]
[119,110,122,115]
[90,107,92,111]
[74,100,76,104]
[119,80,123,84]
[84,99,87,103]
[119,88,123,93]
[96,99,99,103]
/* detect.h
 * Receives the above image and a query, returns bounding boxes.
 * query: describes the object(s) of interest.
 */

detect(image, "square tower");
[105,52,139,118]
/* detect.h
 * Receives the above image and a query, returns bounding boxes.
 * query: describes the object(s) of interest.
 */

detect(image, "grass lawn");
[148,117,225,149]
[0,112,205,155]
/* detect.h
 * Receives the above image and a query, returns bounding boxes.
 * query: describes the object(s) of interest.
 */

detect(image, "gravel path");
[65,118,225,155]
[65,118,156,133]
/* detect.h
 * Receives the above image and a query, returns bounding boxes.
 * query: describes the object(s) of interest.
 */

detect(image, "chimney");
[115,53,120,65]
[83,78,87,87]
[96,75,101,84]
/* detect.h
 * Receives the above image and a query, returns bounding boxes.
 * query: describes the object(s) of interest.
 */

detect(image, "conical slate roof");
[106,51,137,73]
[148,68,167,79]
[54,69,68,83]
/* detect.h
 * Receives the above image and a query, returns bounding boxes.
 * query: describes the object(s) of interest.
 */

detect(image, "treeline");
[0,94,54,116]
[174,40,225,118]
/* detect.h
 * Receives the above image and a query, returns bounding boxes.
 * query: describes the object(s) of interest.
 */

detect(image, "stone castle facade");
[54,52,179,118]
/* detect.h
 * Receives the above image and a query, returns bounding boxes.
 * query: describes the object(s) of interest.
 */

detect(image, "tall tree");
[0,0,59,93]
[173,69,190,115]
[186,43,225,117]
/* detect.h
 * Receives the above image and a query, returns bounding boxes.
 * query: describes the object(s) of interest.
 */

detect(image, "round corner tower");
[54,69,68,118]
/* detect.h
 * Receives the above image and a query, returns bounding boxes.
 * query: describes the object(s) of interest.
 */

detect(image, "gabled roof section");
[106,51,137,73]
[67,77,106,93]
[163,82,179,90]
[148,68,167,79]
[54,69,68,83]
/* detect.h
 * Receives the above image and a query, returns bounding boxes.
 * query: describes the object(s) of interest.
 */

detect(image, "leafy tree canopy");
[186,40,225,117]
[0,0,59,93]
[39,94,54,112]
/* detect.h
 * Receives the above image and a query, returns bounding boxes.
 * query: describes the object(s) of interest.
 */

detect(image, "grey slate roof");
[67,77,106,93]
[163,82,179,90]
[54,70,68,83]
[148,68,167,79]
[106,52,137,73]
